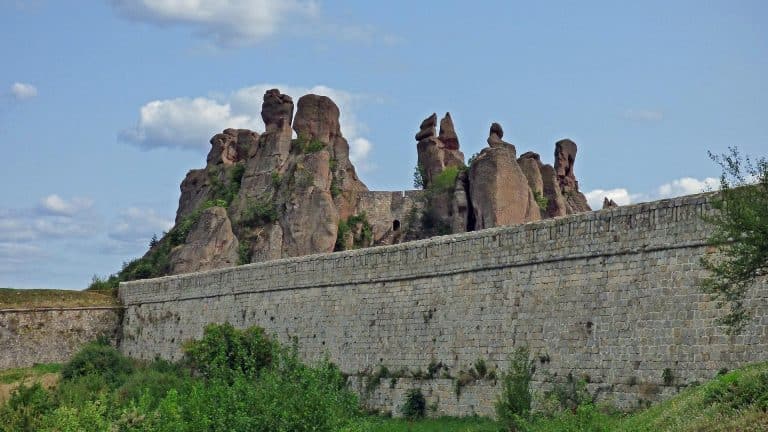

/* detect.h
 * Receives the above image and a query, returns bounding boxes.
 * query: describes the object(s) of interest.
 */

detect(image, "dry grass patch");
[0,288,118,309]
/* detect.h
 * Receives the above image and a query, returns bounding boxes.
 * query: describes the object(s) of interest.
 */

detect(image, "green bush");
[0,383,54,432]
[495,347,535,431]
[430,166,460,192]
[543,372,592,413]
[60,341,133,388]
[241,198,278,227]
[183,323,276,381]
[413,164,426,189]
[400,388,426,420]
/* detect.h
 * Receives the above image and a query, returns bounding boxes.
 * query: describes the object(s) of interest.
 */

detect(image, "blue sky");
[1,1,766,289]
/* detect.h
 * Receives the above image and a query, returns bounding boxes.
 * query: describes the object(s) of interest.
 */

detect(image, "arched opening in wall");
[392,220,401,231]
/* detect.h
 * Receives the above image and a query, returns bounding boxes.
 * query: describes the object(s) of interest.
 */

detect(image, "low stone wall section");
[0,307,123,370]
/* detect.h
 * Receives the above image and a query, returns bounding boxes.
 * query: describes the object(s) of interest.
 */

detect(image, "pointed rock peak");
[603,197,618,209]
[261,89,294,132]
[438,112,460,150]
[293,94,341,143]
[415,113,438,141]
[554,138,578,183]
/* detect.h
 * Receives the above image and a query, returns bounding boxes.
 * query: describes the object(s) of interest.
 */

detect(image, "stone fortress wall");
[118,192,767,416]
[0,307,122,370]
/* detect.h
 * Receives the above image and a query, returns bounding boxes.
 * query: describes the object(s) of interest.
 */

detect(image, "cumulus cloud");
[121,84,377,170]
[585,176,720,209]
[623,109,663,122]
[9,82,37,100]
[119,97,260,151]
[110,0,318,46]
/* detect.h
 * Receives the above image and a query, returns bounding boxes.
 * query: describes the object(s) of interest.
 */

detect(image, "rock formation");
[603,197,618,209]
[167,206,239,274]
[415,112,465,188]
[469,124,541,228]
[120,94,598,281]
[555,139,591,214]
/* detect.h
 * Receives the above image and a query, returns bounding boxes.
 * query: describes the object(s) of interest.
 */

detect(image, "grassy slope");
[0,288,118,309]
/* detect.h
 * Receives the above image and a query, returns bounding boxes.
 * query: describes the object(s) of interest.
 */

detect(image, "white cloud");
[9,82,37,100]
[584,188,635,210]
[656,177,719,198]
[39,194,94,216]
[109,207,174,243]
[119,97,260,150]
[110,0,318,46]
[623,109,663,122]
[586,176,720,209]
[121,84,376,170]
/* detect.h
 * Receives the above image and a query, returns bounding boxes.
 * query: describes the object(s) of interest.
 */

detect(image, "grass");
[0,363,62,385]
[0,363,61,405]
[347,416,498,432]
[0,288,118,309]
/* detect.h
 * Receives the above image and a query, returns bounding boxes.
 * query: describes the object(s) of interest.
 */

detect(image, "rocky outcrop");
[168,206,239,275]
[603,197,618,209]
[416,112,465,188]
[469,124,541,229]
[555,139,591,214]
[261,89,294,132]
[124,93,599,282]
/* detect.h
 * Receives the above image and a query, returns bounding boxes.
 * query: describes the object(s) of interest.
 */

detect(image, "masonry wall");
[119,193,768,415]
[0,307,122,369]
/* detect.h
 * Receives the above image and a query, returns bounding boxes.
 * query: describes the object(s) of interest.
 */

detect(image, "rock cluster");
[415,112,465,187]
[130,92,596,279]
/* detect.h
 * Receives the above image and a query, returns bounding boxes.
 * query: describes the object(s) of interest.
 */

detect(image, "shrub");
[544,372,592,413]
[0,383,54,432]
[400,388,426,420]
[60,341,133,388]
[430,166,460,192]
[237,241,252,265]
[495,347,535,431]
[183,323,276,381]
[292,135,326,154]
[241,198,278,227]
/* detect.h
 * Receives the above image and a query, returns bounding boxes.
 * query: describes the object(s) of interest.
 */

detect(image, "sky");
[0,1,766,289]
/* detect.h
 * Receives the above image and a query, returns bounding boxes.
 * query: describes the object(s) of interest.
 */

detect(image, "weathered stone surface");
[541,164,567,218]
[415,113,437,141]
[279,150,339,257]
[469,141,541,229]
[603,197,618,209]
[293,94,341,144]
[208,128,257,166]
[438,112,460,150]
[554,139,591,214]
[168,206,239,275]
[261,89,294,132]
[0,308,121,370]
[518,152,544,198]
[451,170,471,233]
[176,169,211,224]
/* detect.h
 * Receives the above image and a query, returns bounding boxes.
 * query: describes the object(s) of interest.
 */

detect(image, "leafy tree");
[701,147,768,333]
